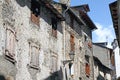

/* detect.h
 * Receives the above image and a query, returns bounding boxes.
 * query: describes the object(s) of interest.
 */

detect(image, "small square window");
[51,18,57,38]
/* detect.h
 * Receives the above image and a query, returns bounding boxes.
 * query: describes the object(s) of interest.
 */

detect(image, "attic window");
[31,0,40,26]
[52,18,57,38]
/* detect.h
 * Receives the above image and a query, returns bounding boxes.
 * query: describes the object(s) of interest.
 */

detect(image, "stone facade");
[0,0,96,80]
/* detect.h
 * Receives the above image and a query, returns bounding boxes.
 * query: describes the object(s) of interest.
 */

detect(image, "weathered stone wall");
[63,11,94,80]
[0,0,95,80]
[0,0,64,80]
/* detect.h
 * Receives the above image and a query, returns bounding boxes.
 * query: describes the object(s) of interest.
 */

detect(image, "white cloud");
[92,22,116,48]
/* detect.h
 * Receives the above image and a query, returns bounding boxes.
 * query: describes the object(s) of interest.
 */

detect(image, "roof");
[40,0,65,21]
[93,56,112,71]
[71,4,90,13]
[79,10,97,30]
[52,1,85,25]
[71,4,97,30]
[93,42,112,50]
[52,2,97,30]
[109,1,120,46]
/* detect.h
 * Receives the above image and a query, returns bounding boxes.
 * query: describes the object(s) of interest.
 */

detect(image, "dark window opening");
[31,0,40,25]
[85,55,89,63]
[69,63,72,75]
[52,18,57,38]
[69,14,74,29]
[84,35,88,41]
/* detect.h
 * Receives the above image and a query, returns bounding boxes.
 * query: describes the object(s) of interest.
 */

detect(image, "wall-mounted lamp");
[62,51,75,65]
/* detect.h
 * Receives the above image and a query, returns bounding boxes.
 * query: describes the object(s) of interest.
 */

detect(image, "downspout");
[63,6,69,61]
[62,6,69,80]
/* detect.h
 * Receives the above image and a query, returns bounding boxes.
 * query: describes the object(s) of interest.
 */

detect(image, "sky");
[54,0,116,48]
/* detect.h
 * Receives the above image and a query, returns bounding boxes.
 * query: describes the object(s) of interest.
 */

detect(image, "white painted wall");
[114,46,120,78]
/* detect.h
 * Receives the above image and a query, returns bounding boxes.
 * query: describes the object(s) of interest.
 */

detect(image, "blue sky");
[54,0,116,48]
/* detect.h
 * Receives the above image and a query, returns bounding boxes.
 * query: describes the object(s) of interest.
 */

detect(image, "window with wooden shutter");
[52,18,57,38]
[31,0,40,26]
[85,55,90,77]
[70,35,75,51]
[29,43,40,69]
[5,27,16,61]
[85,63,90,77]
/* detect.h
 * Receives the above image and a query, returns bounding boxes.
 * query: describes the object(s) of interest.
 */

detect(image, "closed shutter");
[5,29,15,59]
[30,46,39,67]
[85,63,90,76]
[70,35,75,51]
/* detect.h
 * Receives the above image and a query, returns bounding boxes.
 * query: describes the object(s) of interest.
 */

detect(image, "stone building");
[0,0,97,80]
[93,43,115,80]
[52,1,97,80]
[109,1,120,47]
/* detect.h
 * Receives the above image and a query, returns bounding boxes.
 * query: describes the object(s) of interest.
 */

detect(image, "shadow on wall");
[0,75,5,80]
[45,67,63,80]
[16,0,30,8]
[97,74,105,80]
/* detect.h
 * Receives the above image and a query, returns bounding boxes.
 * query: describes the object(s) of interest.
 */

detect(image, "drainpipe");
[91,42,95,80]
[62,6,70,80]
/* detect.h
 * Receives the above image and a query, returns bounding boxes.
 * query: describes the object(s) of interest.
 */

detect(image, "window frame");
[29,42,40,70]
[5,26,16,63]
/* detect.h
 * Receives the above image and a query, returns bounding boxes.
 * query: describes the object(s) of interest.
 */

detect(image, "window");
[69,63,74,76]
[31,0,40,26]
[51,56,57,72]
[5,27,16,61]
[50,55,58,80]
[88,41,92,48]
[70,35,75,51]
[84,35,88,42]
[85,63,90,77]
[29,42,40,69]
[52,18,57,38]
[85,55,90,77]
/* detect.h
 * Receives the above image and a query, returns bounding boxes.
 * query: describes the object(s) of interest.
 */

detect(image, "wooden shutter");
[70,35,75,51]
[5,29,15,59]
[85,63,90,76]
[30,45,39,68]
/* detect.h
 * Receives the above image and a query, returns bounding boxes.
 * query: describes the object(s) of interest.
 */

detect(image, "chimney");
[59,0,70,6]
